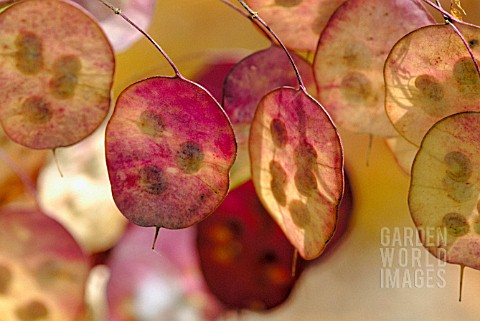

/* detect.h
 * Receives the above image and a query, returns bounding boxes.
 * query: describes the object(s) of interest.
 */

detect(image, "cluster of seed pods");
[3,0,480,315]
[193,56,351,310]
[385,22,480,270]
[0,1,112,318]
[248,0,480,275]
[100,0,347,264]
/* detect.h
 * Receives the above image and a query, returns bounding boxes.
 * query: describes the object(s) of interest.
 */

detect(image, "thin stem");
[434,0,450,23]
[97,0,182,78]
[291,249,298,277]
[423,0,455,21]
[422,0,480,78]
[459,264,465,302]
[152,226,160,250]
[237,0,305,91]
[422,0,479,28]
[366,134,373,167]
[52,148,64,178]
[447,21,480,76]
[219,0,274,42]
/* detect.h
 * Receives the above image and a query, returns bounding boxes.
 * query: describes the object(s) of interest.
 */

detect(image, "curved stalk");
[97,0,182,78]
[423,0,480,77]
[236,0,305,91]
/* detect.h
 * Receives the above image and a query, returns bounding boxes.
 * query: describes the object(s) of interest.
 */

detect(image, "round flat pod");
[105,76,236,231]
[313,0,433,136]
[249,87,343,260]
[196,180,306,311]
[385,22,480,146]
[0,0,114,149]
[409,112,480,269]
[0,207,90,321]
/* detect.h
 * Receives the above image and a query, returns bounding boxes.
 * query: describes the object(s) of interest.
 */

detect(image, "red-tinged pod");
[249,87,343,260]
[105,76,236,230]
[409,112,480,269]
[245,0,345,51]
[0,207,90,321]
[196,180,306,311]
[0,0,115,149]
[223,45,315,187]
[313,0,434,137]
[385,22,480,146]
